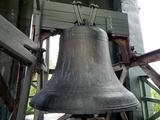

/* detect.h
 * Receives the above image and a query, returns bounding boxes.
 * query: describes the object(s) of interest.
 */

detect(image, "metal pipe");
[72,1,83,25]
[76,1,83,24]
[88,3,94,24]
[90,4,99,25]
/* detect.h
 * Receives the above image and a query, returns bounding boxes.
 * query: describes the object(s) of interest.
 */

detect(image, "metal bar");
[88,3,94,24]
[72,1,83,25]
[138,76,149,120]
[90,4,98,26]
[142,97,160,103]
[76,1,83,24]
[140,64,160,89]
[148,111,160,120]
[31,82,37,89]
[16,64,35,120]
[142,76,160,95]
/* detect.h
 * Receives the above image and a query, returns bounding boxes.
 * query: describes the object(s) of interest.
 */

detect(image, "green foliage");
[26,85,37,115]
[151,89,160,114]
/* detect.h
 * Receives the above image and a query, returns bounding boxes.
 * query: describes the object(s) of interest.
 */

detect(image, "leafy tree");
[151,89,160,114]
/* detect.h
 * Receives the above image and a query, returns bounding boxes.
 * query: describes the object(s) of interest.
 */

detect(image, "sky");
[137,0,160,73]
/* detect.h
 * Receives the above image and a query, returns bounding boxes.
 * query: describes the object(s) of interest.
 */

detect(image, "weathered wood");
[16,64,35,120]
[105,113,112,120]
[112,37,131,64]
[140,64,160,89]
[9,63,21,120]
[0,73,14,112]
[130,49,160,67]
[0,15,37,64]
[33,1,129,36]
[120,112,128,120]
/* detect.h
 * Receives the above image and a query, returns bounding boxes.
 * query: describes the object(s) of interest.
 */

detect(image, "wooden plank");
[41,19,106,31]
[0,15,37,64]
[17,65,35,120]
[41,1,127,18]
[0,73,14,112]
[34,1,129,36]
[42,10,106,24]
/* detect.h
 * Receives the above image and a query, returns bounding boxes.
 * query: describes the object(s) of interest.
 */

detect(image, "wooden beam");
[130,49,160,67]
[0,15,37,64]
[140,64,160,89]
[0,73,14,112]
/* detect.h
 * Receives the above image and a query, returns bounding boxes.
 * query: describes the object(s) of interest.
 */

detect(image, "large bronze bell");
[31,26,139,114]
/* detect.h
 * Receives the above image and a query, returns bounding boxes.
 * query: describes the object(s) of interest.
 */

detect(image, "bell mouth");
[30,89,139,114]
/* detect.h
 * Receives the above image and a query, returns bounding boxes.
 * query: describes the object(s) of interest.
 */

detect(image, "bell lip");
[30,101,139,114]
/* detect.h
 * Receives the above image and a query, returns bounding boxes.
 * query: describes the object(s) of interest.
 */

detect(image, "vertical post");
[16,64,35,120]
[34,10,41,44]
[45,38,50,77]
[34,73,44,120]
[139,76,149,120]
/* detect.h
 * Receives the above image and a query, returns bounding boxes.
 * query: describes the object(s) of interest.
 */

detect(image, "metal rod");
[72,1,82,25]
[148,111,160,120]
[142,97,160,103]
[90,4,98,25]
[88,3,94,24]
[76,1,83,24]
[138,76,149,119]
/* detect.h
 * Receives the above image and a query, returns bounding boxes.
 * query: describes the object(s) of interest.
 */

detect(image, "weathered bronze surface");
[31,26,139,114]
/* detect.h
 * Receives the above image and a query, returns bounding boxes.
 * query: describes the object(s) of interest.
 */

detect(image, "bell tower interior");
[1,0,160,120]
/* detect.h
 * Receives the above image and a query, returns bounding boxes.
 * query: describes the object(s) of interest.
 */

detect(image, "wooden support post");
[105,113,112,120]
[140,64,160,89]
[120,112,128,120]
[0,73,14,112]
[16,65,35,120]
[112,37,131,64]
